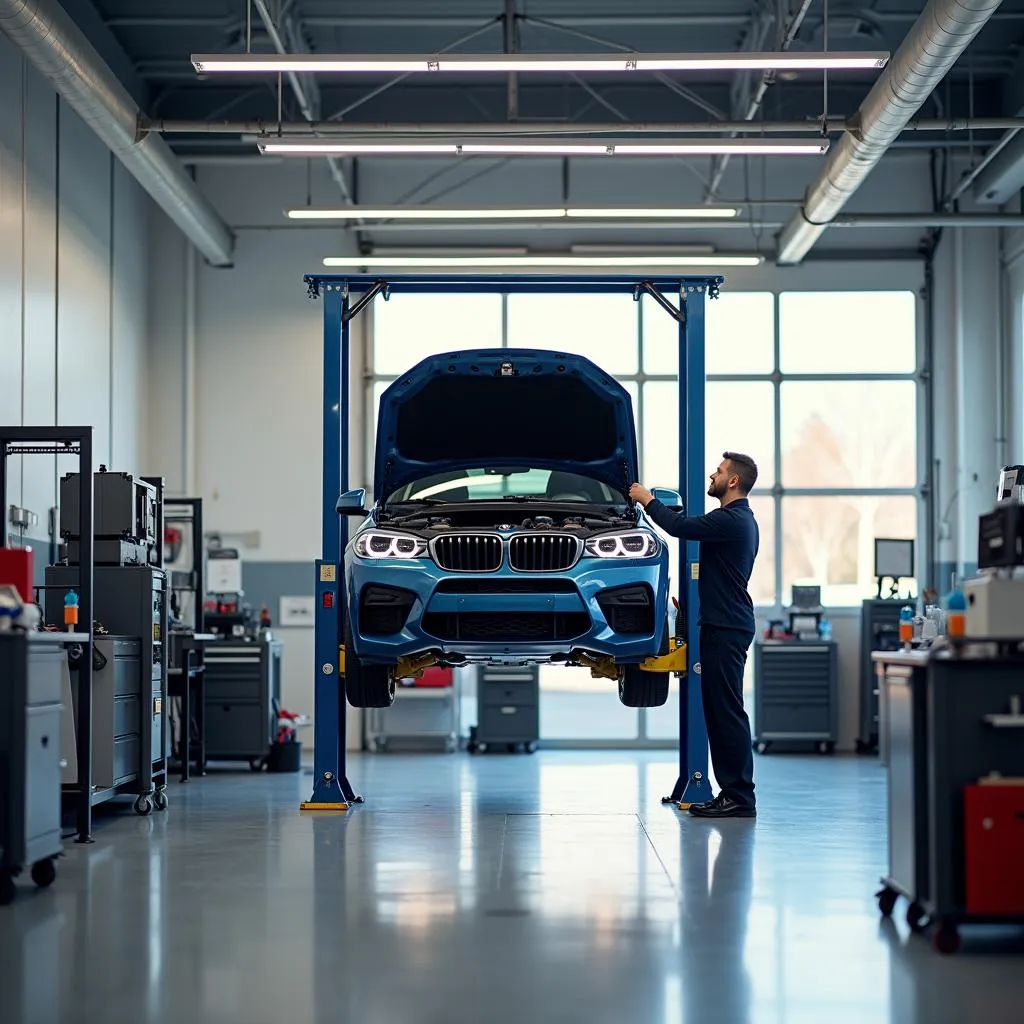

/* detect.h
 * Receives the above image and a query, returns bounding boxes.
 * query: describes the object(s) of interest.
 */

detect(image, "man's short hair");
[723,451,758,494]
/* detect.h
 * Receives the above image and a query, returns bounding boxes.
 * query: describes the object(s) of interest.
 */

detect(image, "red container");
[964,782,1024,916]
[414,666,453,688]
[0,547,34,604]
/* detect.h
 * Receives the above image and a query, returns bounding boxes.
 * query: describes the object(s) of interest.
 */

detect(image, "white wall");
[0,36,150,536]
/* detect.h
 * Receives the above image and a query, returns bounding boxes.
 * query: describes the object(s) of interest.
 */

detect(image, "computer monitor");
[874,538,914,580]
[790,584,821,609]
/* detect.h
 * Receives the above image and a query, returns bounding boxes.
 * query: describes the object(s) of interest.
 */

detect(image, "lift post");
[300,273,720,810]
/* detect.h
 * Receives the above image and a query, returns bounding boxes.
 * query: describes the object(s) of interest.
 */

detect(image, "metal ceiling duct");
[776,0,1003,265]
[0,0,234,266]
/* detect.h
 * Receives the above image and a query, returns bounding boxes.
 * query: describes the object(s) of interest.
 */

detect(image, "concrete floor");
[2,752,1023,1024]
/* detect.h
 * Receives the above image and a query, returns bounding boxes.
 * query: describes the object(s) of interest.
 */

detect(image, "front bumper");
[344,552,669,665]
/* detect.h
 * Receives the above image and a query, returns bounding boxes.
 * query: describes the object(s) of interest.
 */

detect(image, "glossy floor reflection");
[2,752,1022,1023]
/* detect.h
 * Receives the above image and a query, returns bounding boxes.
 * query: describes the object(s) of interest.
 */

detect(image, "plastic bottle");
[947,586,966,639]
[899,604,914,645]
[819,616,832,641]
[63,589,79,632]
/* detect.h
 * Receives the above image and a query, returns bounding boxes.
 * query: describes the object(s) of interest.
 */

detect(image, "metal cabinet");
[46,565,169,814]
[858,599,903,753]
[753,640,838,753]
[203,636,282,768]
[875,650,1024,953]
[468,666,540,753]
[0,633,66,905]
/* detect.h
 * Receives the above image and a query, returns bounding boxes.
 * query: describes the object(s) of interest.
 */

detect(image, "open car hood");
[374,348,639,501]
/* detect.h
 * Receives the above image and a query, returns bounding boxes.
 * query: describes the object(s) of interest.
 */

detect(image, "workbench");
[873,646,1024,953]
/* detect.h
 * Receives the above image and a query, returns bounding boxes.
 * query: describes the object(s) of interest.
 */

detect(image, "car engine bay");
[377,501,637,539]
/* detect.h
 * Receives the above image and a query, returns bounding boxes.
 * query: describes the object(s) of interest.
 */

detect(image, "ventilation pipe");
[0,0,234,267]
[776,0,1003,265]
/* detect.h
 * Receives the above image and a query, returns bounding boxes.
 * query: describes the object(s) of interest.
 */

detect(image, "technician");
[630,452,759,819]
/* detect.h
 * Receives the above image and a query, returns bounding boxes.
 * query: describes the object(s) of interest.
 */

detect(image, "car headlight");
[353,531,427,559]
[584,531,659,559]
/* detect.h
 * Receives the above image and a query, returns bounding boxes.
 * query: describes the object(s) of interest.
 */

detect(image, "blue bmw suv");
[337,348,678,710]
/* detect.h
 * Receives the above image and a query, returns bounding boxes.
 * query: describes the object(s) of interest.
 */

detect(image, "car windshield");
[388,468,624,505]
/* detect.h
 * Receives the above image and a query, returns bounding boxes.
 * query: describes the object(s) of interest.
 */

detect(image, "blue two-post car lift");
[299,272,722,812]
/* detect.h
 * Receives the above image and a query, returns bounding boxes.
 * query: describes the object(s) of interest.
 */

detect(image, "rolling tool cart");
[365,666,460,752]
[1,632,75,906]
[753,638,838,754]
[467,665,540,754]
[202,634,282,769]
[873,647,1024,954]
[46,567,170,816]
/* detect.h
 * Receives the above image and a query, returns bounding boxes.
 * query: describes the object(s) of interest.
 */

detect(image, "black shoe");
[688,793,756,818]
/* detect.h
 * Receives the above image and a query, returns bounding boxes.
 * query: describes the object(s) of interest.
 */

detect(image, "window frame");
[367,287,926,612]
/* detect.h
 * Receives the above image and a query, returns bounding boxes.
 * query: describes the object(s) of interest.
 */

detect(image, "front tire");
[618,664,670,707]
[344,621,396,709]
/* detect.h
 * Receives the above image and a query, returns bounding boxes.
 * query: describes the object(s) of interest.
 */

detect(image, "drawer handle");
[501,706,516,715]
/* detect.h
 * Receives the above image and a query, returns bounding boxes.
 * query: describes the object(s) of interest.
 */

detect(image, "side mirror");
[336,488,368,516]
[651,487,683,511]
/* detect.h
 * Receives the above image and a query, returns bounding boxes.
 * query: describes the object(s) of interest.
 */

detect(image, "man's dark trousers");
[699,623,756,809]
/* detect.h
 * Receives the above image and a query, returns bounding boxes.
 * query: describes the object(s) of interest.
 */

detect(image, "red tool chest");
[964,781,1024,916]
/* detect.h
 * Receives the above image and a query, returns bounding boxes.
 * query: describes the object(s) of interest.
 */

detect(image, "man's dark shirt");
[644,497,758,634]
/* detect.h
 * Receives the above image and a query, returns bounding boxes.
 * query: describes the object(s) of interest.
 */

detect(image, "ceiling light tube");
[321,254,763,268]
[286,207,570,220]
[260,138,827,157]
[194,51,889,74]
[286,205,740,220]
[565,207,738,219]
[260,140,459,155]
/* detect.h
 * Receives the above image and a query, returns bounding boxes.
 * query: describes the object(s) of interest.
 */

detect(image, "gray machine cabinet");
[0,633,65,903]
[470,666,540,752]
[45,565,168,806]
[203,637,282,766]
[859,599,903,753]
[753,640,838,752]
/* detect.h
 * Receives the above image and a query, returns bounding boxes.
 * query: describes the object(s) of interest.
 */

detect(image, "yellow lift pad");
[338,641,687,683]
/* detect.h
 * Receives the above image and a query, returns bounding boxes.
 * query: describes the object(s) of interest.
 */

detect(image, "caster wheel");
[906,902,927,933]
[133,795,154,817]
[933,921,961,955]
[467,741,478,754]
[507,744,517,753]
[0,872,15,906]
[31,859,57,889]
[525,742,538,754]
[876,887,898,918]
[154,791,169,812]
[249,758,265,772]
[818,741,835,755]
[756,741,770,755]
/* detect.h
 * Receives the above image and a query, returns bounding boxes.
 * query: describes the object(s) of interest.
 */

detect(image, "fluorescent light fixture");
[567,207,738,219]
[194,51,889,74]
[321,254,763,268]
[260,138,828,157]
[286,205,740,221]
[286,207,569,220]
